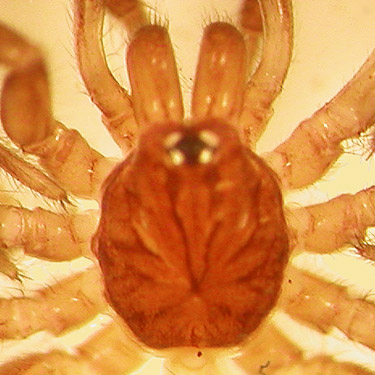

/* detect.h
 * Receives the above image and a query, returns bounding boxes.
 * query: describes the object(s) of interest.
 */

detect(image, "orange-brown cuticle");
[95,119,289,348]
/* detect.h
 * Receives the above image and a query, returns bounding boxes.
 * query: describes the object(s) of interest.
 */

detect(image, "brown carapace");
[95,119,289,348]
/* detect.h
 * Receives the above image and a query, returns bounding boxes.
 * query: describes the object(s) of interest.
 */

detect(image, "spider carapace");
[95,119,289,348]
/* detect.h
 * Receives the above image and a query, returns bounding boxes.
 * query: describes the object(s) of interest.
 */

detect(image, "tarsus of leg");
[264,48,375,190]
[239,0,293,148]
[74,0,138,151]
[191,23,247,126]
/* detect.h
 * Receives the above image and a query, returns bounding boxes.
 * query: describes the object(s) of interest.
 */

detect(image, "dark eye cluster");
[165,129,219,166]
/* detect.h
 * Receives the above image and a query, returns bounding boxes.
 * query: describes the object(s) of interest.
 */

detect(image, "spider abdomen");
[95,119,289,348]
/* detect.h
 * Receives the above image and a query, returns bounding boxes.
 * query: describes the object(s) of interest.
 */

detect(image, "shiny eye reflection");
[164,130,219,165]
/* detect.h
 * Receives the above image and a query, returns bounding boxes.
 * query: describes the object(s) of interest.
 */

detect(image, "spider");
[0,0,374,374]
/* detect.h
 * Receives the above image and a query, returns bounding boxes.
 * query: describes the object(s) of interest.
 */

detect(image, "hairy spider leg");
[191,23,247,125]
[0,318,147,375]
[235,318,373,375]
[0,24,115,200]
[264,48,375,190]
[279,265,375,351]
[0,269,105,341]
[0,206,97,260]
[74,0,139,151]
[238,0,293,147]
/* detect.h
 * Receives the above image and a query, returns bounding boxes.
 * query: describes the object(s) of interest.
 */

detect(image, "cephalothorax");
[0,1,374,374]
[95,119,289,348]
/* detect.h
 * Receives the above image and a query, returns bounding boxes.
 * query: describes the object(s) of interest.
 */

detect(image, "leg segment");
[0,268,105,340]
[74,0,140,151]
[286,186,375,255]
[273,357,373,375]
[0,144,67,202]
[238,0,293,147]
[24,122,117,199]
[239,0,263,69]
[0,22,116,199]
[104,0,147,37]
[280,265,375,351]
[0,206,98,261]
[235,321,303,374]
[0,322,148,375]
[236,321,372,375]
[264,49,375,189]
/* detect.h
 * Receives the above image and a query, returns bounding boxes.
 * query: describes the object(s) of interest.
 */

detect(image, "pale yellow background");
[0,0,375,373]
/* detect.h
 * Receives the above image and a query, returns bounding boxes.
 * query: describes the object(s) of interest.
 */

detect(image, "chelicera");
[0,1,374,374]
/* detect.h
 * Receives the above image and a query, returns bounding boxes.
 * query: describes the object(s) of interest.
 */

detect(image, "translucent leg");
[0,322,148,375]
[24,121,117,199]
[74,0,140,151]
[0,268,105,340]
[235,321,303,374]
[286,186,375,254]
[0,144,67,202]
[273,357,373,375]
[0,352,94,375]
[0,23,115,200]
[104,0,147,36]
[279,265,375,350]
[263,49,375,189]
[236,321,372,375]
[239,0,263,68]
[239,0,293,147]
[0,206,98,261]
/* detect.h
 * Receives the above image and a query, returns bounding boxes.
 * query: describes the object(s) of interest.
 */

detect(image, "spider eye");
[164,130,219,165]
